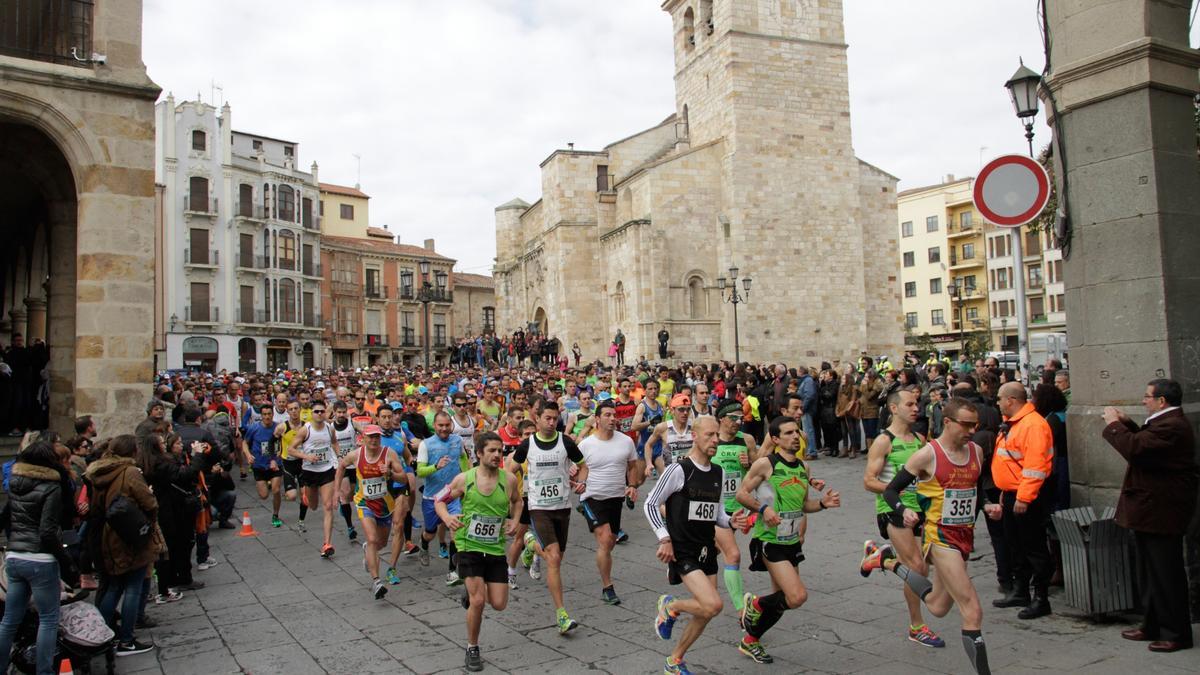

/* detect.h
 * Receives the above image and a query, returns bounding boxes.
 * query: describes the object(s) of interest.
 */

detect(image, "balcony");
[399,286,414,300]
[946,224,977,239]
[365,285,389,300]
[433,336,448,348]
[183,195,218,215]
[0,0,94,67]
[303,313,322,329]
[236,253,268,271]
[236,307,268,325]
[185,305,218,323]
[302,261,322,278]
[184,248,219,267]
[234,203,266,221]
[302,212,319,231]
[399,330,419,348]
[596,173,614,193]
[331,279,361,295]
[364,334,388,348]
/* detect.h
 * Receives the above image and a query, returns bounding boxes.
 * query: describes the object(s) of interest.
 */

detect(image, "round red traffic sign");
[973,154,1050,228]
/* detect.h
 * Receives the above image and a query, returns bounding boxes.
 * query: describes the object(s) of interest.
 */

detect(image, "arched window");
[188,176,208,212]
[688,276,706,318]
[683,7,695,50]
[237,338,257,372]
[262,183,271,219]
[700,0,713,35]
[278,278,296,323]
[613,281,626,324]
[277,230,296,270]
[277,184,296,222]
[239,183,254,217]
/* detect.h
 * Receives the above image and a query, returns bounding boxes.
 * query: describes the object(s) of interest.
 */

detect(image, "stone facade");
[0,0,160,437]
[493,0,902,364]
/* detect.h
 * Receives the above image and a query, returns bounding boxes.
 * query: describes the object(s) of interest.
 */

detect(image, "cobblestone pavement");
[104,457,1195,674]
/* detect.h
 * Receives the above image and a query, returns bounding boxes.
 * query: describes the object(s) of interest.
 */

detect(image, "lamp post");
[1004,58,1042,382]
[417,259,433,369]
[717,265,751,363]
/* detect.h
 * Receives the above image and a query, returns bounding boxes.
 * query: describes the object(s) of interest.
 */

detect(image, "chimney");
[945,173,955,183]
[310,161,319,185]
[423,238,435,251]
[567,142,574,150]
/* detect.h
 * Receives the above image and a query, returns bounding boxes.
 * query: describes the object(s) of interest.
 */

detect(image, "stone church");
[494,0,903,364]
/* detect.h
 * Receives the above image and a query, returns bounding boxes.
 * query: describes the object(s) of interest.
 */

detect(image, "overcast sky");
[142,1,1199,274]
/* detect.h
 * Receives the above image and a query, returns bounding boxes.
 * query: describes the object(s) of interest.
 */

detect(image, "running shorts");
[580,497,623,534]
[878,511,924,541]
[252,467,281,483]
[529,508,571,552]
[518,497,531,526]
[301,468,336,488]
[667,543,718,585]
[357,505,393,529]
[282,458,303,492]
[456,551,507,584]
[422,497,461,534]
[748,538,805,571]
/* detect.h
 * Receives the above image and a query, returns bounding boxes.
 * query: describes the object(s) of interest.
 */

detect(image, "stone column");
[1045,0,1200,616]
[8,308,26,341]
[23,298,46,343]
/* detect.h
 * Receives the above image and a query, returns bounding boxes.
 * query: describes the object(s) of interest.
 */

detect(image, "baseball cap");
[717,402,742,418]
[362,424,383,436]
[670,394,691,408]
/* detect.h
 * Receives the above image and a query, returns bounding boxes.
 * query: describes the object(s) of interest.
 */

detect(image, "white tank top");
[301,422,336,472]
[333,421,356,458]
[665,419,694,464]
[451,414,476,461]
[526,433,570,511]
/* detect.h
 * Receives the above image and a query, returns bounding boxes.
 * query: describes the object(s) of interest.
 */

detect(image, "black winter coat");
[5,462,73,566]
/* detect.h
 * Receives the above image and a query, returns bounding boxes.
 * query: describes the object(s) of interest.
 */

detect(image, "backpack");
[102,468,152,549]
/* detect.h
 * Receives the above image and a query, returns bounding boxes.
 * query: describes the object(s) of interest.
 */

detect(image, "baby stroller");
[0,559,116,675]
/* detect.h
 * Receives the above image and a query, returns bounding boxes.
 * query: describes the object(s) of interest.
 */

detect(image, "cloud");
[143,1,1200,273]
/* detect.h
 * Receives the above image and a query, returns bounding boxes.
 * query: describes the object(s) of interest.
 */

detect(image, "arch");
[683,6,696,50]
[687,275,707,319]
[532,306,547,336]
[277,184,296,222]
[266,338,291,372]
[613,281,626,324]
[700,0,714,35]
[0,90,102,191]
[302,341,315,369]
[276,230,296,270]
[237,337,257,372]
[277,278,296,323]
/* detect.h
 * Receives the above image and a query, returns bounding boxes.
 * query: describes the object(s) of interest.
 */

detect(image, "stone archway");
[0,122,78,434]
[532,307,547,336]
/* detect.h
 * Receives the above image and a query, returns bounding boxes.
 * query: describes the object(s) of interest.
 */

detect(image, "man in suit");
[1102,378,1198,653]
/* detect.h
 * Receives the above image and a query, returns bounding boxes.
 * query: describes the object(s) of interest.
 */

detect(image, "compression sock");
[890,563,933,600]
[421,536,430,551]
[340,503,353,528]
[404,514,413,541]
[448,542,458,571]
[961,629,990,675]
[747,591,789,638]
[723,564,745,610]
[299,503,308,522]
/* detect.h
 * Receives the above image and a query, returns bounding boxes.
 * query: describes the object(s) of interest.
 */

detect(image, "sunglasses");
[948,417,978,430]
[312,409,327,414]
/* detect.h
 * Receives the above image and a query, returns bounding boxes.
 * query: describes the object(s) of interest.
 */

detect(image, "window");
[433,315,447,346]
[990,234,1010,258]
[960,212,973,229]
[284,145,294,158]
[1052,294,1065,312]
[926,215,938,232]
[239,286,254,323]
[303,291,315,326]
[276,231,296,270]
[1025,229,1041,255]
[239,233,254,268]
[905,312,918,328]
[252,139,263,152]
[687,276,706,318]
[962,243,975,259]
[901,221,913,238]
[340,203,354,220]
[366,269,382,297]
[904,281,916,298]
[966,307,979,320]
[683,6,695,50]
[482,307,495,332]
[277,185,296,222]
[302,197,314,229]
[302,244,314,276]
[188,228,208,264]
[189,283,210,322]
[319,200,324,216]
[1049,259,1063,284]
[930,278,942,294]
[991,268,1009,290]
[902,251,914,267]
[191,130,206,152]
[963,274,977,293]
[402,312,415,345]
[1028,265,1044,288]
[1029,296,1046,321]
[596,165,611,192]
[400,270,414,298]
[931,309,944,325]
[263,183,271,219]
[188,176,209,212]
[277,279,296,323]
[701,0,714,35]
[238,183,253,217]
[927,246,940,264]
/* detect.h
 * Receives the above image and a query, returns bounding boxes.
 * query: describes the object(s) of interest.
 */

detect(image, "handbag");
[104,469,152,549]
[172,483,202,514]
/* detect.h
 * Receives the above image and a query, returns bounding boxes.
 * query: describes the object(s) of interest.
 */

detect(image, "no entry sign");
[973,154,1050,228]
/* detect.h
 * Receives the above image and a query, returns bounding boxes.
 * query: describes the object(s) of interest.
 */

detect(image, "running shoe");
[348,527,358,542]
[418,546,430,567]
[738,639,774,664]
[439,543,449,559]
[372,578,388,600]
[403,543,420,556]
[739,592,761,633]
[153,591,183,605]
[386,567,401,585]
[296,520,307,533]
[508,572,518,590]
[655,594,676,640]
[529,555,542,581]
[521,531,537,568]
[320,544,335,559]
[615,529,629,544]
[663,657,692,675]
[601,586,621,605]
[116,640,155,657]
[197,557,219,571]
[271,515,283,528]
[465,646,483,672]
[556,608,579,635]
[908,624,946,648]
[446,570,462,587]
[859,539,893,578]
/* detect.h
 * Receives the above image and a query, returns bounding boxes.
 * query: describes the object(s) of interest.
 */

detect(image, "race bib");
[531,476,567,509]
[361,477,387,500]
[688,501,719,522]
[942,488,977,526]
[721,474,741,503]
[619,418,633,432]
[775,510,805,543]
[467,515,502,544]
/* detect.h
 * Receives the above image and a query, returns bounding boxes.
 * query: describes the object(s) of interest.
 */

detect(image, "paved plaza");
[108,458,1194,675]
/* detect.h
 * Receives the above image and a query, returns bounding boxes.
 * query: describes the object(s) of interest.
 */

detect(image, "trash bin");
[1051,506,1137,616]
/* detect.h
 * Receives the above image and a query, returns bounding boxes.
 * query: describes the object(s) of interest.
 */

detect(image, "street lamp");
[949,279,965,357]
[1005,59,1042,157]
[717,265,752,363]
[417,259,433,369]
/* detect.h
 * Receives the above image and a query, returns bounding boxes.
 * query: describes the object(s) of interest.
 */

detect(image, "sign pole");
[1011,226,1031,383]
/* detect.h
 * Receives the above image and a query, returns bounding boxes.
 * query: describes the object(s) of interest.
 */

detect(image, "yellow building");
[318,182,371,239]
[897,176,990,357]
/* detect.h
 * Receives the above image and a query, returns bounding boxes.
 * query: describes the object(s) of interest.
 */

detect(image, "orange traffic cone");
[58,657,73,674]
[237,510,260,537]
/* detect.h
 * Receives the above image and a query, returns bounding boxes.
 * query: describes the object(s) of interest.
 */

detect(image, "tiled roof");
[319,182,370,199]
[322,235,454,262]
[452,272,495,288]
[366,226,394,239]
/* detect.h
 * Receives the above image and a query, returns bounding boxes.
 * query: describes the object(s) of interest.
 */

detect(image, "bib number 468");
[689,501,717,521]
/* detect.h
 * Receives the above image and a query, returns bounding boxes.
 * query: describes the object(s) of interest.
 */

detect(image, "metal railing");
[596,173,614,192]
[303,313,322,329]
[0,0,93,67]
[364,334,388,347]
[185,305,218,322]
[331,280,361,295]
[184,248,218,266]
[365,285,389,300]
[302,261,322,277]
[235,203,265,220]
[183,195,218,214]
[400,330,418,347]
[236,307,267,324]
[237,253,268,269]
[399,286,414,300]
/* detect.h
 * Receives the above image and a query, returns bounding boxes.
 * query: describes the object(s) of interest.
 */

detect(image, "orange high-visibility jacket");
[991,401,1054,503]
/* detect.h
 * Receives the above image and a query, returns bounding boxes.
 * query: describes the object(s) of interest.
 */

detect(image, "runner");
[504,418,541,588]
[288,403,341,557]
[578,399,642,605]
[330,401,360,542]
[859,397,1001,675]
[333,424,406,600]
[862,388,944,647]
[709,400,754,611]
[564,390,595,443]
[734,416,841,664]
[450,393,477,464]
[435,433,520,672]
[644,415,748,675]
[242,402,283,527]
[644,395,695,478]
[632,380,666,469]
[416,411,470,585]
[511,399,589,634]
[613,379,639,444]
[378,405,418,584]
[273,399,308,529]
[496,404,526,455]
